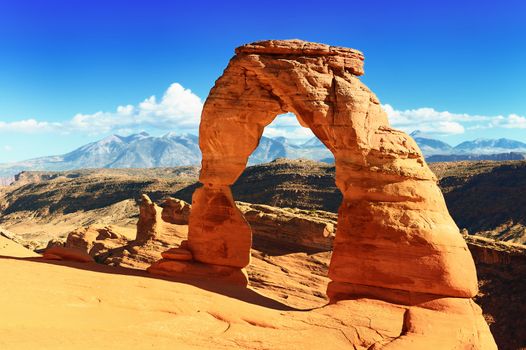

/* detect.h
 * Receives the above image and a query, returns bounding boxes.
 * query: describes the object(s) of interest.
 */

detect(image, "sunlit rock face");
[136,194,165,242]
[189,39,476,294]
[168,39,496,349]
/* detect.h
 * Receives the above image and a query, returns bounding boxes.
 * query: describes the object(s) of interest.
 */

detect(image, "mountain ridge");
[1,131,526,180]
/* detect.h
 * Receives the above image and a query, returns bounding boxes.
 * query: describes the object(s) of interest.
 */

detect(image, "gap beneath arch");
[235,112,342,308]
[248,113,334,165]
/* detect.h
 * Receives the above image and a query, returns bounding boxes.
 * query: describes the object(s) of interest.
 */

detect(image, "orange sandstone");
[146,39,496,349]
[43,246,94,263]
[187,39,477,297]
[136,194,165,242]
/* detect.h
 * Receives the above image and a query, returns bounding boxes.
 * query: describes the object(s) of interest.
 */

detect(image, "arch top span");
[198,39,391,186]
[235,39,365,76]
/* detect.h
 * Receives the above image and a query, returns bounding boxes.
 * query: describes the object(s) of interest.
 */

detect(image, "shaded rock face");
[237,202,335,251]
[159,198,337,251]
[161,197,191,225]
[232,158,341,212]
[182,39,495,348]
[463,235,526,350]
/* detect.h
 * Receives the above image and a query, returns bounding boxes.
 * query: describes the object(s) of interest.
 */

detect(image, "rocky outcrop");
[165,39,496,348]
[163,198,336,251]
[232,158,341,212]
[50,196,188,269]
[136,194,165,242]
[433,161,526,244]
[466,234,526,264]
[43,246,94,263]
[63,225,132,262]
[161,197,191,225]
[237,202,335,251]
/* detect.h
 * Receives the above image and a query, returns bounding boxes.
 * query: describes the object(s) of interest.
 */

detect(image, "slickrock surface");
[162,197,191,224]
[56,195,334,308]
[0,161,524,347]
[43,246,94,263]
[0,234,39,258]
[43,196,519,349]
[0,256,495,350]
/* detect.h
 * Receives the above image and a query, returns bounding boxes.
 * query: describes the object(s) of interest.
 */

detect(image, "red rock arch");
[187,39,478,300]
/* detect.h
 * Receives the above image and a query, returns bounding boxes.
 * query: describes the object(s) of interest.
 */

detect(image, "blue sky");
[0,0,525,162]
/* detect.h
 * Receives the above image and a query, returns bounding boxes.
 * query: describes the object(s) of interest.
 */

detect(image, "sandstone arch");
[145,39,497,349]
[187,39,478,300]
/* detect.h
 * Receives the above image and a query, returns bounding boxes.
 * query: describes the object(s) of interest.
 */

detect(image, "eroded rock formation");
[187,39,477,294]
[43,246,94,263]
[136,194,165,242]
[65,225,131,257]
[162,197,191,225]
[160,39,497,348]
[162,198,336,251]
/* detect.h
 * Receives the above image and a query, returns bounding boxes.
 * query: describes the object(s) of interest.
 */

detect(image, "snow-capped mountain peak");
[1,131,526,179]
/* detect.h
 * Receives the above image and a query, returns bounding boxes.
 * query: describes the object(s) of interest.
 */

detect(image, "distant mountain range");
[410,130,526,162]
[0,132,332,179]
[1,130,525,181]
[0,132,202,178]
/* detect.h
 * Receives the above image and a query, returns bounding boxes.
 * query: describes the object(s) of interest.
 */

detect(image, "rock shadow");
[0,255,312,312]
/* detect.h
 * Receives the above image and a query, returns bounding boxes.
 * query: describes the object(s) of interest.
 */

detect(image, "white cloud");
[383,104,526,136]
[0,83,203,135]
[2,145,13,152]
[384,104,467,135]
[67,83,203,134]
[489,113,526,129]
[1,83,524,141]
[262,113,316,140]
[0,119,59,133]
[262,107,526,141]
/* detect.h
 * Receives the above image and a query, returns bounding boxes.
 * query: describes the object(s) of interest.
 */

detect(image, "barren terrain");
[1,159,526,349]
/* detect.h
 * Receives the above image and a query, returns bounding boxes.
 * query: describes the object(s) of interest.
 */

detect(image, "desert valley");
[1,2,525,349]
[1,157,526,349]
[1,38,524,350]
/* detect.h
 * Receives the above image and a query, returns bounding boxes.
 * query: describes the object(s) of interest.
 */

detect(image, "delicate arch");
[187,39,478,300]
